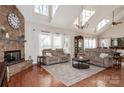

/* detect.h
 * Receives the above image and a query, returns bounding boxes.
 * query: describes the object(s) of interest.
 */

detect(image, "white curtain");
[64,35,70,53]
[39,32,52,55]
[84,37,96,49]
[53,33,62,49]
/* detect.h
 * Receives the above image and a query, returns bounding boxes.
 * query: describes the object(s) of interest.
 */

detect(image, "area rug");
[42,62,105,86]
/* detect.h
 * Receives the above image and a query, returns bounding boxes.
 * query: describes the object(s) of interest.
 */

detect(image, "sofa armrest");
[102,56,113,67]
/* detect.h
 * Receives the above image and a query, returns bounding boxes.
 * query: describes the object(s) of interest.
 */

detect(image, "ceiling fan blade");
[111,21,122,26]
[117,22,122,24]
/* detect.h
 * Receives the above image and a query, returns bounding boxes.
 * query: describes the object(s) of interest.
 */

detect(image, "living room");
[0,4,124,89]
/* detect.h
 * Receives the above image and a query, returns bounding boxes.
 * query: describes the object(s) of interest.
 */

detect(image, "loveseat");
[42,49,70,65]
[78,48,114,68]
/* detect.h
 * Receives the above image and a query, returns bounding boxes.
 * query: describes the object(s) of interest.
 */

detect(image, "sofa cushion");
[56,49,64,55]
[52,50,58,56]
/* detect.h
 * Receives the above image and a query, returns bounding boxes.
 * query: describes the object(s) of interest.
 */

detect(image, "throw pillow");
[99,53,108,58]
[79,56,83,59]
[46,53,52,57]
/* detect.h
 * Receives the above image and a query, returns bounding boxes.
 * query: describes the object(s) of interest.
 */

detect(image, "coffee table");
[72,57,90,69]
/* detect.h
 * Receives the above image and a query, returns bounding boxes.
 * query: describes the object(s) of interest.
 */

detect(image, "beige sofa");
[42,49,70,65]
[78,48,114,68]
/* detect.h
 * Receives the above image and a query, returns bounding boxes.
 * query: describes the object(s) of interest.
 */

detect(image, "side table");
[37,56,46,67]
[113,56,122,69]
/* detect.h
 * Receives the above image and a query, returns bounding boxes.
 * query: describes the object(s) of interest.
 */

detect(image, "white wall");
[25,21,82,64]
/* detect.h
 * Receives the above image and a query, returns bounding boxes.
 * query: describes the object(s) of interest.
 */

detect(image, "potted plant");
[0,26,6,39]
[0,26,6,33]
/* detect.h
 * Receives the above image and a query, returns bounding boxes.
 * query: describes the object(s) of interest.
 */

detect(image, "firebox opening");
[4,50,24,65]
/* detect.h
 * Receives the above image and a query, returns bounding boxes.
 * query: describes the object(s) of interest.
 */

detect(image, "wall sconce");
[5,33,10,43]
[5,33,9,39]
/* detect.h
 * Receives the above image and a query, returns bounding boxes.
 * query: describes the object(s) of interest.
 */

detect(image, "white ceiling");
[51,5,82,27]
[16,5,124,35]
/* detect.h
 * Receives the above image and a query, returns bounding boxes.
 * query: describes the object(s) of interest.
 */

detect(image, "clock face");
[7,13,20,29]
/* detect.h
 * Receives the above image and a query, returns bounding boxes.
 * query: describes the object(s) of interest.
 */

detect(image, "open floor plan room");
[0,5,124,87]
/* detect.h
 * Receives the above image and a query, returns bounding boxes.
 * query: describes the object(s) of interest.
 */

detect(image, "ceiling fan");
[111,11,122,26]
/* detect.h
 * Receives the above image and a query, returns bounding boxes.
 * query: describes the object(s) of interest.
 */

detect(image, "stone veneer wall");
[0,5,25,62]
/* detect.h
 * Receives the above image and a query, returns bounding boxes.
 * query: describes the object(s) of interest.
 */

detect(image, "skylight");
[80,10,95,25]
[73,9,95,27]
[34,5,49,16]
[97,19,109,31]
[52,5,59,17]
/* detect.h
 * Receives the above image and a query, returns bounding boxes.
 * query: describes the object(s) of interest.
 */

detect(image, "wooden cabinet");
[74,36,84,57]
[110,37,124,49]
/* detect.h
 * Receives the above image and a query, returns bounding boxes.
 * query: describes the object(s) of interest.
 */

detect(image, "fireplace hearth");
[4,50,24,66]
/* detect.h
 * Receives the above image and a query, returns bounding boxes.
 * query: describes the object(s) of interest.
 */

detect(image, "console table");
[113,56,122,69]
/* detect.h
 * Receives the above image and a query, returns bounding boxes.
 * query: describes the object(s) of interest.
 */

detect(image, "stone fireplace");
[0,6,32,81]
[0,5,25,62]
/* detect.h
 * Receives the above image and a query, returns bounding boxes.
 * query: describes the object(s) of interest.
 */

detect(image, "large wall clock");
[7,13,20,29]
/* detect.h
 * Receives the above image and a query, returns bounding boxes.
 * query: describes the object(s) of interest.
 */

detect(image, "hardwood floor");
[8,64,124,87]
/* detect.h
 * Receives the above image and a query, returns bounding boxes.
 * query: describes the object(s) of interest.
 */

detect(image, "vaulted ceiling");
[16,5,124,35]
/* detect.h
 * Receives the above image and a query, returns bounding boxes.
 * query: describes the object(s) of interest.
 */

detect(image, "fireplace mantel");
[0,37,26,43]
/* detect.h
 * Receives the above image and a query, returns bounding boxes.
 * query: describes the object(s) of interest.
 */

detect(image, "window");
[80,10,95,25]
[64,36,70,53]
[73,9,95,27]
[92,38,96,48]
[97,19,109,31]
[39,32,52,55]
[84,37,96,49]
[52,5,59,17]
[39,32,71,55]
[100,39,110,48]
[84,37,89,49]
[53,33,62,49]
[34,5,48,16]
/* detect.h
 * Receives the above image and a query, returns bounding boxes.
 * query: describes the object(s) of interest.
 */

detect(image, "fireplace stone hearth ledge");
[7,60,32,82]
[6,59,25,66]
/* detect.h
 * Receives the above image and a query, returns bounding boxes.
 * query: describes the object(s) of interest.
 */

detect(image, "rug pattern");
[42,62,105,86]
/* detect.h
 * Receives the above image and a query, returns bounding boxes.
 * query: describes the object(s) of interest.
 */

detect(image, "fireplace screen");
[4,50,21,62]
